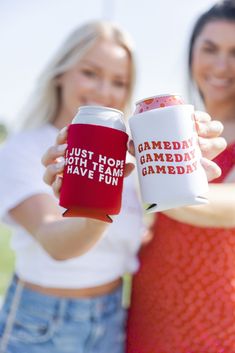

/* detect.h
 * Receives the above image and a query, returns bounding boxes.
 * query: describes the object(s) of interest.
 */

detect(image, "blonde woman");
[0,20,225,353]
[0,20,140,353]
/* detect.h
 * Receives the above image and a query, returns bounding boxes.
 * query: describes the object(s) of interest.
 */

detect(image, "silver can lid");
[72,105,126,132]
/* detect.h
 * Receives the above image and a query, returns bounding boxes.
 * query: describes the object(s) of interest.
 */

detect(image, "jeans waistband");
[5,275,123,320]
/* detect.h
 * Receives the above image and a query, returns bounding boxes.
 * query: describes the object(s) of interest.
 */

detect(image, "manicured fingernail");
[56,175,63,184]
[216,137,227,148]
[194,111,211,121]
[210,121,223,133]
[55,160,65,169]
[57,143,68,152]
[59,126,68,135]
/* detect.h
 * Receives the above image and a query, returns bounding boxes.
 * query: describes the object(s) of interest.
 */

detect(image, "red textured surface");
[126,143,235,353]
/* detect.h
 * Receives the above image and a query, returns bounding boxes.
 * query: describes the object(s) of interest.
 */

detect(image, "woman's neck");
[52,109,75,130]
[205,101,235,144]
[205,100,235,122]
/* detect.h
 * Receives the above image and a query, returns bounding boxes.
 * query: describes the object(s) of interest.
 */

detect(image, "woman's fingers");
[196,120,224,138]
[41,126,68,197]
[41,144,67,167]
[201,157,221,182]
[43,160,65,186]
[199,136,227,160]
[194,111,211,122]
[181,112,225,180]
[41,126,68,165]
[41,127,68,167]
[128,140,135,157]
[55,126,68,145]
[52,175,63,199]
[195,111,227,160]
[124,162,135,177]
[124,140,135,176]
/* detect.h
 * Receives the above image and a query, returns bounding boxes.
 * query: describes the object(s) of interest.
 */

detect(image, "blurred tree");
[0,122,8,143]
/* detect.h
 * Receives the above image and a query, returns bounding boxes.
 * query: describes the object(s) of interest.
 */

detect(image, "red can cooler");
[59,106,128,222]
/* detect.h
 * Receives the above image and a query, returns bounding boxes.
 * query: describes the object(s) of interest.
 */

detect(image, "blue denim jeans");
[0,276,127,353]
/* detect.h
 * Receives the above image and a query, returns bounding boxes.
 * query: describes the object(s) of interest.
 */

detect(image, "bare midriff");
[21,277,122,298]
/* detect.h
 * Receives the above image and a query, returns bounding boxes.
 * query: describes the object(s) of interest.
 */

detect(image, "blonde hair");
[21,20,136,129]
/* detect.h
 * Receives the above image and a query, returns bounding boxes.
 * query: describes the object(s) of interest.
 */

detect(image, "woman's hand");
[42,126,135,198]
[194,111,227,181]
[41,126,68,198]
[129,111,226,181]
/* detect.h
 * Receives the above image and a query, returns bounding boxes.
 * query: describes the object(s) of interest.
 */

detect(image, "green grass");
[0,224,15,295]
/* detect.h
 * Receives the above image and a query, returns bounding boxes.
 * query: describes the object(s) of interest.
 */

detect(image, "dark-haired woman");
[127,1,235,352]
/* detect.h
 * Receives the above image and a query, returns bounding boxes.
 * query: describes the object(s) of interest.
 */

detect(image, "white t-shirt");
[0,124,144,288]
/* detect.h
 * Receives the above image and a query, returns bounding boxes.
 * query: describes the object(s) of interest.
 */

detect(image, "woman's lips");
[206,76,232,88]
[81,99,109,106]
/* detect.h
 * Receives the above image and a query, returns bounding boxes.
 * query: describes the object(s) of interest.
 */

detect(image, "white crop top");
[0,124,145,288]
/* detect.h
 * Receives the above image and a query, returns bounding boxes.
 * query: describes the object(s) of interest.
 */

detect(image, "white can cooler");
[129,94,209,212]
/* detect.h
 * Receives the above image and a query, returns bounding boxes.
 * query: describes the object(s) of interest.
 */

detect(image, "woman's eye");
[202,46,216,54]
[81,69,96,77]
[230,49,235,58]
[113,81,128,88]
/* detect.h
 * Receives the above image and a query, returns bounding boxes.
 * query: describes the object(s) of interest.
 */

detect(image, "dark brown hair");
[188,0,235,73]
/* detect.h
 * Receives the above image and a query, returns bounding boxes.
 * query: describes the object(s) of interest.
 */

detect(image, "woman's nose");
[97,79,112,98]
[214,53,229,73]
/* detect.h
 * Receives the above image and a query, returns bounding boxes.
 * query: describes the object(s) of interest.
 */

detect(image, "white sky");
[0,0,216,128]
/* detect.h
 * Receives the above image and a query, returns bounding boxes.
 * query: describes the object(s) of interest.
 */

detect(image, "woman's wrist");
[35,217,108,260]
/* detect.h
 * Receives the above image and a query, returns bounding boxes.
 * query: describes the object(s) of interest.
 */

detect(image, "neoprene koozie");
[59,106,128,222]
[129,94,209,212]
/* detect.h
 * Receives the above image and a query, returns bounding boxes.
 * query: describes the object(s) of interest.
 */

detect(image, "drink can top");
[72,105,126,132]
[134,94,185,114]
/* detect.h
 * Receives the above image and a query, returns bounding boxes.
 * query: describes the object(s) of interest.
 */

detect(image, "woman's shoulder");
[4,124,57,144]
[0,124,57,156]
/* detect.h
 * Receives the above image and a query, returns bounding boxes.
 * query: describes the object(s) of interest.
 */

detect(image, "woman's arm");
[9,194,108,260]
[163,113,234,228]
[164,183,235,228]
[9,126,135,261]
